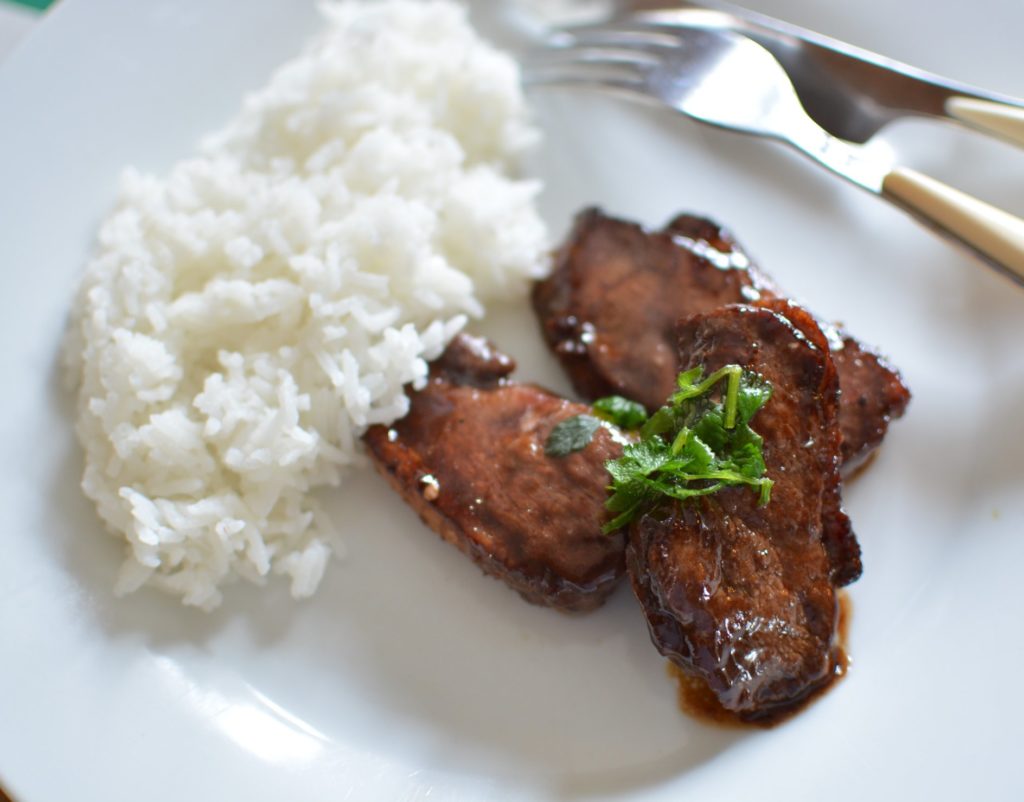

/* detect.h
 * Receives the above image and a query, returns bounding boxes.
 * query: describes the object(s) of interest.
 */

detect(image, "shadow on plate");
[302,469,748,794]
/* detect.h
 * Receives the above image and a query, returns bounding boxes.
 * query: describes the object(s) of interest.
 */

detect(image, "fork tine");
[522,71,651,96]
[521,55,650,94]
[526,44,662,70]
[531,23,727,79]
[545,24,684,51]
[524,19,686,82]
[522,20,686,96]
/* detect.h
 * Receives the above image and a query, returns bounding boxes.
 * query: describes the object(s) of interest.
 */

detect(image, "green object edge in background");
[5,0,55,11]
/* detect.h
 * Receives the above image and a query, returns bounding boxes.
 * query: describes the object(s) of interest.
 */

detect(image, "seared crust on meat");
[533,208,909,471]
[829,334,911,470]
[627,306,845,720]
[364,334,626,612]
[757,299,860,586]
[532,209,775,412]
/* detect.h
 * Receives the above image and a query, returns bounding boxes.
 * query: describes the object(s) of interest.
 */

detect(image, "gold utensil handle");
[946,97,1024,149]
[882,167,1024,283]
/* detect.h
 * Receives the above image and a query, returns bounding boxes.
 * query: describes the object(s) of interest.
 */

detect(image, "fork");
[630,1,1024,146]
[524,23,1024,286]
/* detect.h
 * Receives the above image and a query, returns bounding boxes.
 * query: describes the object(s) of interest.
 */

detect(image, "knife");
[626,0,1024,146]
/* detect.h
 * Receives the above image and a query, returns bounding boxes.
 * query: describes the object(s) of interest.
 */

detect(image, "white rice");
[65,0,548,610]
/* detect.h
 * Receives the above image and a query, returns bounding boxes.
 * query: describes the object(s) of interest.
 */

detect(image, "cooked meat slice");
[627,306,844,720]
[363,333,626,613]
[664,212,780,299]
[532,208,776,411]
[665,212,740,253]
[756,299,860,586]
[829,335,912,470]
[533,208,909,470]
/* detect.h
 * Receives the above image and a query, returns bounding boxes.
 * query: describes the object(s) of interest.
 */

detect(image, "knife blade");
[627,0,1024,146]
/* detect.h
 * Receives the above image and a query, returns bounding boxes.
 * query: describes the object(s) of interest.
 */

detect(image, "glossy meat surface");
[532,208,909,469]
[756,299,860,587]
[667,213,909,468]
[627,306,844,719]
[364,334,626,612]
[829,334,912,470]
[532,208,775,412]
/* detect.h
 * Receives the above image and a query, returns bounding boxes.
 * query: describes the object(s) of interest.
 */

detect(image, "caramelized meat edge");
[532,208,910,470]
[364,334,626,612]
[757,299,860,586]
[627,305,845,720]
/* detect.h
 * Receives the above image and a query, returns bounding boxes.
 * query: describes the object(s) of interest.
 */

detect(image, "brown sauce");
[837,589,852,671]
[670,592,852,728]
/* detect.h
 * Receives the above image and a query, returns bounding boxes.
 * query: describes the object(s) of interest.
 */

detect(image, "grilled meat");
[364,334,626,612]
[627,305,846,720]
[532,208,909,470]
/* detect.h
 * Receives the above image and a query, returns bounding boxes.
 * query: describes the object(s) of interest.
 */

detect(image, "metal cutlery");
[524,22,1024,285]
[625,0,1024,146]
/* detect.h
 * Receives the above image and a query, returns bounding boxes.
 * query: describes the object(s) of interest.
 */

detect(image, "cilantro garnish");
[600,365,773,534]
[546,397,646,457]
[545,414,602,457]
[592,395,648,429]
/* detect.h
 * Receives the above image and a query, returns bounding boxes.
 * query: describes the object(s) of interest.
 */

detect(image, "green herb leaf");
[640,406,677,439]
[592,395,648,429]
[679,432,714,475]
[602,364,772,533]
[545,414,601,457]
[676,366,704,392]
[735,373,771,424]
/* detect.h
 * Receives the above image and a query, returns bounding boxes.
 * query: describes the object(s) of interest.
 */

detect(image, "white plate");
[2,1,1023,800]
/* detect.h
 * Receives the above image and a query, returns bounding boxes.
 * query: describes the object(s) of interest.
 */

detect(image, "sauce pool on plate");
[668,593,853,728]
